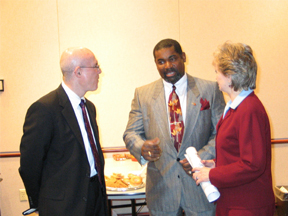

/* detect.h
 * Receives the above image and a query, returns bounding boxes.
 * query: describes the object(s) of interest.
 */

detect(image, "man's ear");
[181,52,186,62]
[74,66,81,77]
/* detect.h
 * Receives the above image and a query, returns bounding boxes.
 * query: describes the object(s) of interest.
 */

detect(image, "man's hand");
[179,158,193,176]
[201,159,215,168]
[141,137,162,161]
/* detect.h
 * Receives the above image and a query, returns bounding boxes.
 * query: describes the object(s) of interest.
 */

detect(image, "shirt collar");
[223,89,253,118]
[61,81,85,109]
[162,73,187,96]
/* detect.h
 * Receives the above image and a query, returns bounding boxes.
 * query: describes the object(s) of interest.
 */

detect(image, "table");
[104,158,147,216]
[107,188,146,216]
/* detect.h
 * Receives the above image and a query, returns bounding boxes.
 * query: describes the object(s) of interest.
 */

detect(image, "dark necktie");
[168,85,184,151]
[80,99,102,185]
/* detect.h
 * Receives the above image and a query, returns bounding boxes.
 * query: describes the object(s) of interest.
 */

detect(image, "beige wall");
[1,0,288,215]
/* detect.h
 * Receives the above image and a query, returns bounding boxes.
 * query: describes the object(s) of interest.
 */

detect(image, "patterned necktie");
[168,85,184,151]
[80,99,102,185]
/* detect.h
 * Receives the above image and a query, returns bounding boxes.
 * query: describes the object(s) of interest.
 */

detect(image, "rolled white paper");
[185,147,220,202]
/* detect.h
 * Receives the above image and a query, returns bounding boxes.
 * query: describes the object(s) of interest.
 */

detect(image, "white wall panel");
[179,0,288,138]
[57,0,180,147]
[0,0,60,152]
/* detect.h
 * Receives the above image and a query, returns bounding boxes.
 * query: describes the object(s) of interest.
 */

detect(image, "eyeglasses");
[80,64,100,70]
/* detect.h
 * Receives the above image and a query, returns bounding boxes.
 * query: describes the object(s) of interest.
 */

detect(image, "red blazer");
[210,92,274,215]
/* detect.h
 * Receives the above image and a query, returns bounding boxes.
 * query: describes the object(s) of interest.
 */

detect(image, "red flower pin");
[200,98,210,111]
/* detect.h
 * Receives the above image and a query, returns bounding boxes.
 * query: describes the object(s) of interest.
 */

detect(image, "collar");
[162,73,187,96]
[223,89,253,118]
[62,81,85,109]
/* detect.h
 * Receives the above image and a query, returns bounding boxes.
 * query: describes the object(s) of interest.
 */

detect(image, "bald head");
[60,47,95,79]
[59,47,101,97]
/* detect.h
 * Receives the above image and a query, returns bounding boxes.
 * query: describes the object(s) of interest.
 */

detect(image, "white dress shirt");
[62,81,97,177]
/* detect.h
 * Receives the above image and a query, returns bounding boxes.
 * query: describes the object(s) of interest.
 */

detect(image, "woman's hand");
[192,167,211,185]
[192,159,215,185]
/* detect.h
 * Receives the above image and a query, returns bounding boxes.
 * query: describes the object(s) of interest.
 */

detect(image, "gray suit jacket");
[123,74,225,213]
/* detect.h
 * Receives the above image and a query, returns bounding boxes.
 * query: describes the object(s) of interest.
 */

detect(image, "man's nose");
[164,61,173,69]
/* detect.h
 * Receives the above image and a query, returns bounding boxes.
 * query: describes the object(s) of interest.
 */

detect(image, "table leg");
[131,199,136,216]
[108,199,112,216]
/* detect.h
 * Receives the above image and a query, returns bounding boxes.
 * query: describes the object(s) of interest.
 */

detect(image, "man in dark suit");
[19,47,108,216]
[123,39,225,216]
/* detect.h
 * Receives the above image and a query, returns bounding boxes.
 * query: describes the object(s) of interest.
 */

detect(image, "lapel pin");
[192,103,196,106]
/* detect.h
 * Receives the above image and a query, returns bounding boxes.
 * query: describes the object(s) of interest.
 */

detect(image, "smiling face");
[154,46,186,84]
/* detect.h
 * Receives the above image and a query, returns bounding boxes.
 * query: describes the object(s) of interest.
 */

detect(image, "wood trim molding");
[0,152,21,158]
[0,147,129,158]
[271,139,288,144]
[1,139,287,158]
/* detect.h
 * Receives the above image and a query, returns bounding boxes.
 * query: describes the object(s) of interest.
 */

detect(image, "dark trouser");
[86,175,108,216]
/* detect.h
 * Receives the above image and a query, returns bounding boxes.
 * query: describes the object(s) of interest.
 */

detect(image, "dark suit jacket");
[19,85,107,216]
[210,92,275,215]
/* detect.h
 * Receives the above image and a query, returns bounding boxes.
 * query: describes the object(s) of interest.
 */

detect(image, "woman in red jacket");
[192,42,275,216]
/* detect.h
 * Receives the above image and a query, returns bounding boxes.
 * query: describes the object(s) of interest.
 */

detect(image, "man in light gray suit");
[123,39,225,216]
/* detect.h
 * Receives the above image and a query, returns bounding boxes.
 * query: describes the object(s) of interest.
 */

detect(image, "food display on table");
[112,153,136,161]
[105,172,144,191]
[112,154,126,161]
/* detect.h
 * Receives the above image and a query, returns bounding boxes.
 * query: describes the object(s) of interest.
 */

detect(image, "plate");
[106,183,145,191]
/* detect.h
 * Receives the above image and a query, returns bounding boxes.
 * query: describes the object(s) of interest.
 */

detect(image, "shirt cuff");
[140,155,148,165]
[22,208,38,215]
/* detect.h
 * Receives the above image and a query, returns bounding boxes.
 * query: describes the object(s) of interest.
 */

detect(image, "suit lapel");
[85,101,105,166]
[57,86,85,149]
[181,75,201,149]
[152,76,203,153]
[57,85,105,178]
[217,109,231,130]
[151,80,175,152]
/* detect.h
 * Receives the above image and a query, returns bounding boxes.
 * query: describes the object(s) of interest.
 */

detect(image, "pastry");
[105,173,143,188]
[130,175,142,186]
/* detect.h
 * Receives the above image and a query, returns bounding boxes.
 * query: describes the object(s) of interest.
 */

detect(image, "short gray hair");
[213,41,257,91]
